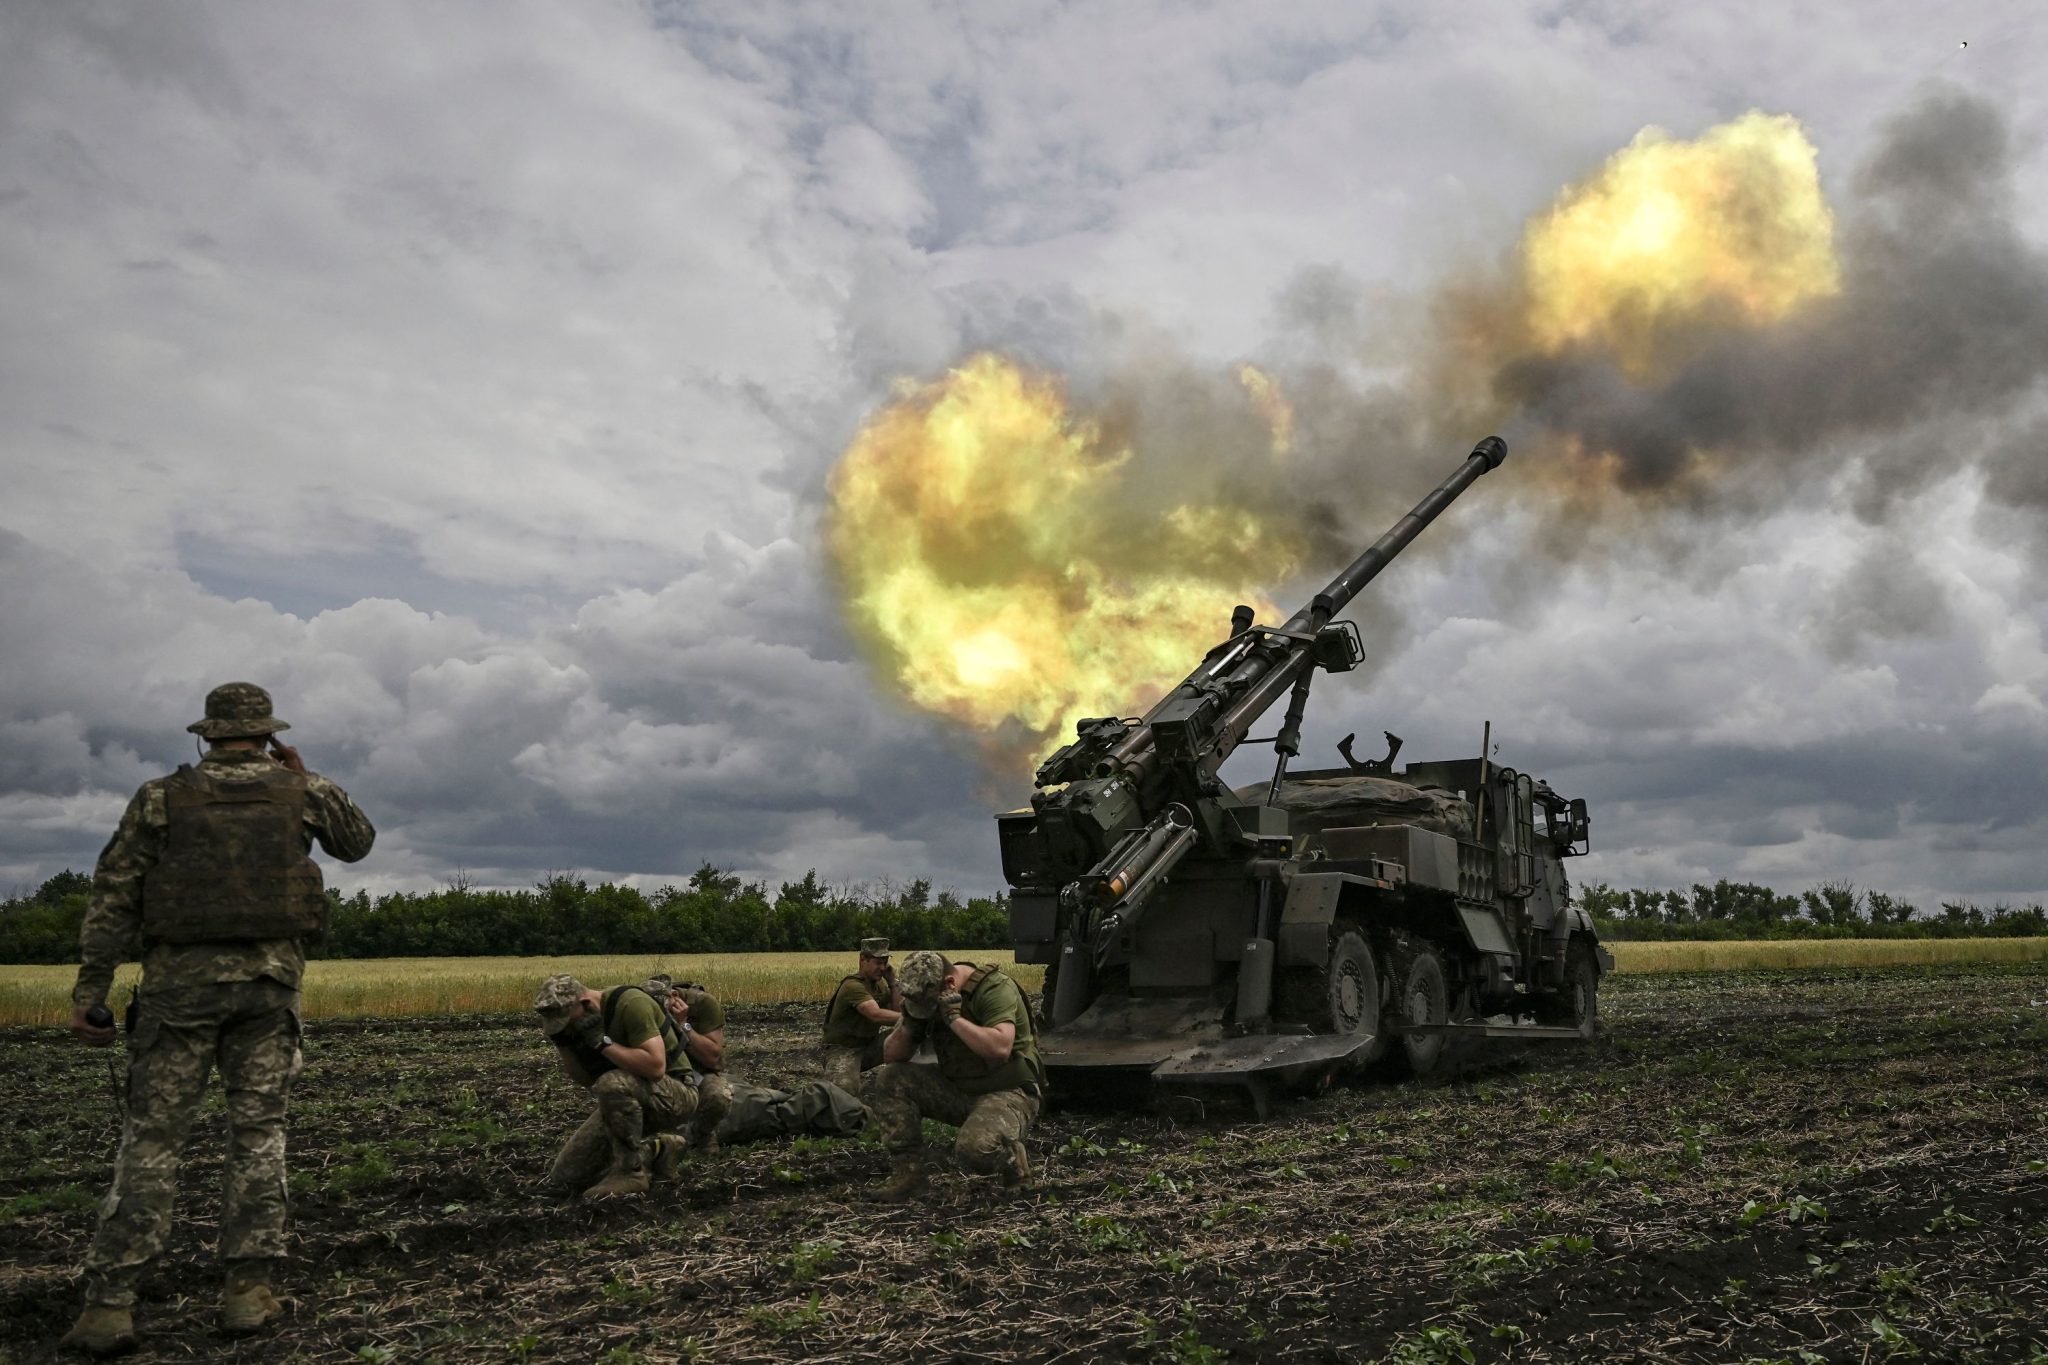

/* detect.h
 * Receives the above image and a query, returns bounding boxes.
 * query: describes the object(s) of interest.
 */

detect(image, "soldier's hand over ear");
[937,992,965,1026]
[560,1011,606,1052]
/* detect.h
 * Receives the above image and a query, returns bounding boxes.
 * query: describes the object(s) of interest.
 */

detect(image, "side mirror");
[1567,797,1590,846]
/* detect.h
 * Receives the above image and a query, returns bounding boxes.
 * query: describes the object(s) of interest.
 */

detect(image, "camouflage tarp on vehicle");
[1243,774,1473,841]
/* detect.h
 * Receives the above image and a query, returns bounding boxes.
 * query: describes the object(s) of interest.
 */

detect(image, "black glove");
[558,1011,605,1051]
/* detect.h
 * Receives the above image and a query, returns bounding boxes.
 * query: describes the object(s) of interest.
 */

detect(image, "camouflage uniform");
[871,954,1043,1190]
[545,1070,711,1193]
[820,937,895,1093]
[71,685,374,1313]
[537,977,734,1194]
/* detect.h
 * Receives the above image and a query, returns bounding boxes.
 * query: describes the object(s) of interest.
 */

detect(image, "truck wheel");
[1536,940,1600,1036]
[1323,931,1378,1039]
[1276,929,1380,1058]
[1390,939,1450,1078]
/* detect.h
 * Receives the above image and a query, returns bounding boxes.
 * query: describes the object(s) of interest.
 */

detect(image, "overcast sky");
[3,1,2044,910]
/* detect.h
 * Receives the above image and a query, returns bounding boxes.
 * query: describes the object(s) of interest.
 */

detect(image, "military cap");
[187,682,291,739]
[859,937,891,959]
[532,973,588,1035]
[895,950,951,1018]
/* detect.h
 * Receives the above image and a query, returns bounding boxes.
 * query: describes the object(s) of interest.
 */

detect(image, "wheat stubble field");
[0,958,2043,1363]
[3,939,2044,1026]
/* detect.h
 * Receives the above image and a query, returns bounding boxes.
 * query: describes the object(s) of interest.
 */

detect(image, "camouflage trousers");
[547,1071,732,1192]
[869,1063,1039,1174]
[820,1038,884,1094]
[81,980,304,1308]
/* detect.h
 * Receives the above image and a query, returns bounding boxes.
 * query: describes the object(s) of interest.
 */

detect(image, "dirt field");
[0,962,2043,1363]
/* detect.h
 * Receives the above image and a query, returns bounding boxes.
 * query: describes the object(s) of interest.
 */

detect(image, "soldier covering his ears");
[63,683,375,1355]
[535,974,733,1197]
[868,950,1044,1201]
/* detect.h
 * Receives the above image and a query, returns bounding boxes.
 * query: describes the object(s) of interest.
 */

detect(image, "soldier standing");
[819,937,900,1092]
[62,683,375,1355]
[868,950,1043,1202]
[536,974,733,1197]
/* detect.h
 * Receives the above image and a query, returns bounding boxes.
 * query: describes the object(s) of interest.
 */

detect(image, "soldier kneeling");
[534,974,732,1198]
[869,951,1043,1201]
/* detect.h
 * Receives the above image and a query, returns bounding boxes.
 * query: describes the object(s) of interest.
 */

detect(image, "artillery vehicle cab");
[996,438,1611,1113]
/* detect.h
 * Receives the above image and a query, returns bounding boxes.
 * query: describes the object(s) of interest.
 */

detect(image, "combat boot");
[650,1133,688,1182]
[59,1304,136,1356]
[221,1260,283,1334]
[998,1137,1034,1191]
[689,1127,721,1158]
[877,1152,928,1203]
[585,1158,652,1199]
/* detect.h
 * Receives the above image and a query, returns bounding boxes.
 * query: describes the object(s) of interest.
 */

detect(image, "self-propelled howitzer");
[1000,436,1610,1111]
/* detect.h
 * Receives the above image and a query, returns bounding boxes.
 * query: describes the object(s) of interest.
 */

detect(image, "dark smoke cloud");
[1141,93,2046,579]
[1502,91,2048,526]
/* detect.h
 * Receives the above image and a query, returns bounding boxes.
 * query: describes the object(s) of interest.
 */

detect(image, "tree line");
[0,866,1011,964]
[1579,877,2048,940]
[3,868,2044,964]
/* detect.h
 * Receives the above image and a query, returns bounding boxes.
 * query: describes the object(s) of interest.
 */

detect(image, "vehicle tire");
[1321,931,1378,1040]
[1536,939,1600,1036]
[1275,929,1382,1076]
[1389,937,1450,1079]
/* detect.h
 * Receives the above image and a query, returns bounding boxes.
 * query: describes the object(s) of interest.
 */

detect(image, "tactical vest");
[933,965,1046,1096]
[821,973,887,1047]
[141,764,327,946]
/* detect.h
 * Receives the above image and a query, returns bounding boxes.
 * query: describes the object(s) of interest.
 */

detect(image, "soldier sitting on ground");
[819,937,900,1093]
[534,974,732,1198]
[62,683,375,1356]
[868,950,1044,1202]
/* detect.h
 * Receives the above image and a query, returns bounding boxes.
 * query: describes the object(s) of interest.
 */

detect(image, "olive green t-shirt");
[675,987,725,1073]
[608,989,665,1047]
[822,975,889,1047]
[677,987,725,1034]
[603,988,690,1078]
[933,967,1045,1095]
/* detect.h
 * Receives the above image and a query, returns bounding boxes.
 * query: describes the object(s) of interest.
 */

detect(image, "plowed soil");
[1,962,2043,1363]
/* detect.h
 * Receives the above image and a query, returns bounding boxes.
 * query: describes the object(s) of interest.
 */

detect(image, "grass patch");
[0,1184,99,1222]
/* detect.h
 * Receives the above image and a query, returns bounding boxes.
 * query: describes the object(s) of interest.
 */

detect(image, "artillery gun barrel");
[1103,436,1507,780]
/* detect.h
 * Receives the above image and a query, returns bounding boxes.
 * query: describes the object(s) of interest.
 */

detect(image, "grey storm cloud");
[2,1,2046,911]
